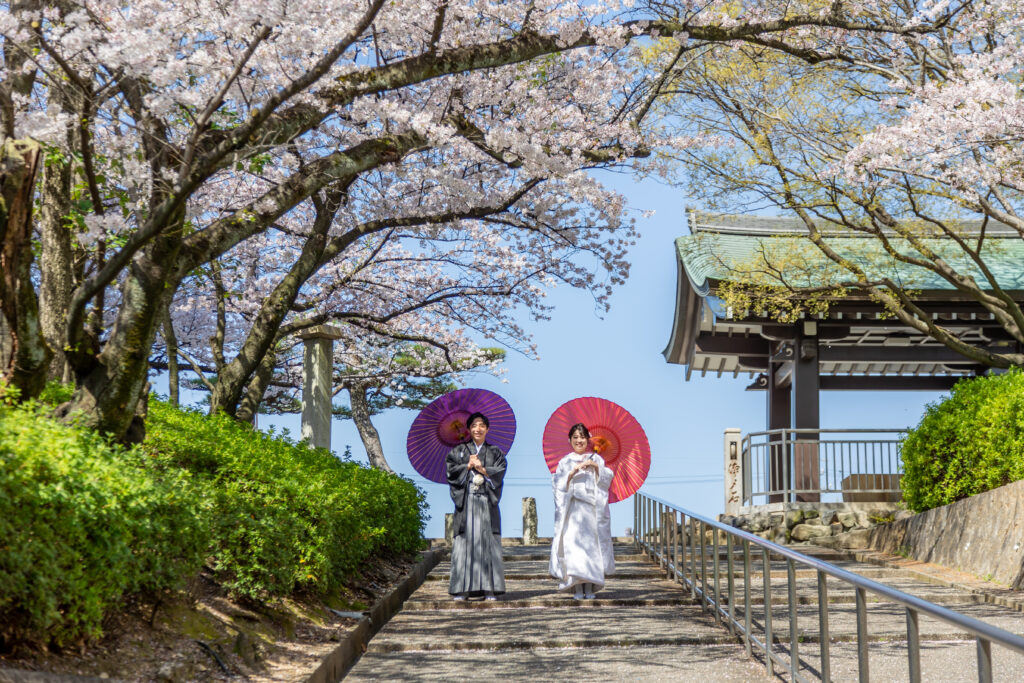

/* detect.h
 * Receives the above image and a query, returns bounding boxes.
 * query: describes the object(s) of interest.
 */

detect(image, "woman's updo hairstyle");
[568,422,591,440]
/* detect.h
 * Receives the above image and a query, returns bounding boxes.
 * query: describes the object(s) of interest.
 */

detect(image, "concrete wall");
[866,479,1024,589]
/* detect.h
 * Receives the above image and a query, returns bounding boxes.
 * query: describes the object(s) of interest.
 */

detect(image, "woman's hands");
[567,459,599,486]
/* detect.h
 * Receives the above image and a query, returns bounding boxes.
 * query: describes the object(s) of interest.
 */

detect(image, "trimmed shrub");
[143,399,426,599]
[0,388,425,647]
[900,370,1024,512]
[0,399,207,648]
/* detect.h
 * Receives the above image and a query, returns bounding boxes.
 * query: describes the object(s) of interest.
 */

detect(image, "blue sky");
[252,172,948,540]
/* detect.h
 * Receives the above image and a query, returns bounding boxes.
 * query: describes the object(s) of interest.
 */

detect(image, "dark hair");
[568,423,590,440]
[466,412,489,429]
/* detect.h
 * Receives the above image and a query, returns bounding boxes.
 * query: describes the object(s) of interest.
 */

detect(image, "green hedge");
[901,370,1024,512]
[0,398,207,648]
[143,399,426,599]
[0,387,426,648]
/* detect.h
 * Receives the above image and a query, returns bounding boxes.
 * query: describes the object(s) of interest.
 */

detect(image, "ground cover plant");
[0,383,425,650]
[900,370,1024,512]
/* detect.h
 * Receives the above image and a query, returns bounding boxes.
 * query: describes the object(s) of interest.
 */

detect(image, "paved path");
[346,541,1024,681]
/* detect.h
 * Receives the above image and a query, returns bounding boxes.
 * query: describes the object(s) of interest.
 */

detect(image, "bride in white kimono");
[549,423,615,599]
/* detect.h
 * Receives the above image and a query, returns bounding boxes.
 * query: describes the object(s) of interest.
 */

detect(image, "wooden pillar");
[298,325,343,451]
[791,323,820,502]
[767,351,791,503]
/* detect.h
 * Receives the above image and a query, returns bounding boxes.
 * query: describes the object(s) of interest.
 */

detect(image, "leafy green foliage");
[143,399,426,599]
[0,397,208,649]
[0,386,426,648]
[900,371,1024,512]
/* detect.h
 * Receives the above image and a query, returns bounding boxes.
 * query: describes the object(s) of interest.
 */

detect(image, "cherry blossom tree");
[0,0,944,439]
[659,0,1024,368]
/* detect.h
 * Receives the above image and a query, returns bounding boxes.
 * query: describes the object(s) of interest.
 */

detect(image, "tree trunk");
[61,227,183,440]
[208,191,336,417]
[162,310,179,406]
[38,134,76,383]
[0,138,52,398]
[0,310,11,377]
[348,381,392,473]
[235,342,278,425]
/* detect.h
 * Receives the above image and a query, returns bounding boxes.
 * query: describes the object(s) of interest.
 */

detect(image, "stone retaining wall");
[859,479,1024,589]
[718,502,912,545]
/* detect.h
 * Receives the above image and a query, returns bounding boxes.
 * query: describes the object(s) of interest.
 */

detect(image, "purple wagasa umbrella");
[406,388,516,484]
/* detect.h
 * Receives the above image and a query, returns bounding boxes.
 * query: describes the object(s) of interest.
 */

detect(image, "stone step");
[434,551,647,563]
[366,604,738,653]
[429,559,662,580]
[432,557,647,573]
[777,638,1024,682]
[665,562,910,581]
[441,542,639,558]
[405,576,692,608]
[427,570,664,581]
[347,643,776,681]
[644,548,851,564]
[714,598,1024,643]
[699,574,978,605]
[428,536,635,547]
[403,595,697,611]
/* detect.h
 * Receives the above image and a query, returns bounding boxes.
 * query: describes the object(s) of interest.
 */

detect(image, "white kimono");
[549,451,615,592]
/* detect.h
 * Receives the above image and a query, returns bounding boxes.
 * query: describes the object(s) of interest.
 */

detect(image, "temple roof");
[679,211,1024,296]
[664,211,1024,386]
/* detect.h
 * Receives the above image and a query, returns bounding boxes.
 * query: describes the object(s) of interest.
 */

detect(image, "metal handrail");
[633,491,1024,683]
[741,428,906,506]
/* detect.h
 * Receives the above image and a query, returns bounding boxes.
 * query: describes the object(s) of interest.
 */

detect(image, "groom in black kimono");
[445,411,507,600]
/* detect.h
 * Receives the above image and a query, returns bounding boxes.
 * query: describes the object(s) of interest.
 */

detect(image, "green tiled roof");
[676,231,1024,294]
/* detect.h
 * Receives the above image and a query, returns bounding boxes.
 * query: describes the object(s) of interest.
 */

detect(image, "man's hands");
[468,453,487,475]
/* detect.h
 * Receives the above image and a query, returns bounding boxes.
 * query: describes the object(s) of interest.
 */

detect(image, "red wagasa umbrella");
[542,396,650,503]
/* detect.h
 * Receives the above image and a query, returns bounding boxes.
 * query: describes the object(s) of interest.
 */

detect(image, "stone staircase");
[345,541,774,681]
[344,540,1024,681]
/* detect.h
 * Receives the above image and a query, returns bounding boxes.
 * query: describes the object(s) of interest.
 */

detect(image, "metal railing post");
[743,539,752,658]
[655,502,662,567]
[782,429,791,503]
[699,520,708,609]
[763,547,774,678]
[672,509,680,580]
[727,532,736,634]
[906,607,921,683]
[788,558,799,676]
[663,502,670,572]
[633,494,638,548]
[856,587,869,682]
[713,526,721,624]
[638,495,644,553]
[818,570,831,683]
[688,515,697,599]
[644,496,650,553]
[977,638,993,683]
[644,495,650,553]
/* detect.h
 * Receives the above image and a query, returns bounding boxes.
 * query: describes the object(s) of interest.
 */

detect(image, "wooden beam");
[695,336,769,356]
[737,355,769,370]
[819,375,966,391]
[819,345,1015,364]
